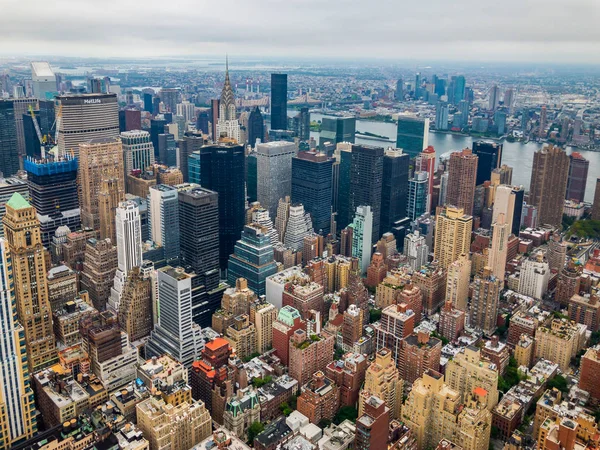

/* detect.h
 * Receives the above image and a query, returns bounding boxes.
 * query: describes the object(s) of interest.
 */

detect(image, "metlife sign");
[57,93,117,106]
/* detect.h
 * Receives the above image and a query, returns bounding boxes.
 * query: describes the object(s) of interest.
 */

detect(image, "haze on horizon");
[2,0,600,64]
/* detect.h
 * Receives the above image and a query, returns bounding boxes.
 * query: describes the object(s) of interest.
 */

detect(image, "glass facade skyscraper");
[0,100,19,177]
[248,106,265,147]
[472,141,502,186]
[291,151,334,234]
[381,149,410,233]
[407,172,428,220]
[270,73,288,131]
[319,117,356,150]
[227,224,278,296]
[396,116,429,159]
[193,143,246,270]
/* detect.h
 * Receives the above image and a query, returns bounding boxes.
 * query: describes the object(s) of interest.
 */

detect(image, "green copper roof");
[6,192,30,210]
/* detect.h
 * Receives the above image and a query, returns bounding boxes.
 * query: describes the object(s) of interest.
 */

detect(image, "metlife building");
[55,93,120,157]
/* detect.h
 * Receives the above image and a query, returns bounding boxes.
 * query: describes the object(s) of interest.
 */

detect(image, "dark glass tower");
[247,152,258,203]
[380,149,410,233]
[336,147,353,230]
[247,107,265,147]
[472,141,502,186]
[178,186,220,289]
[511,187,524,236]
[270,74,288,131]
[143,93,153,112]
[196,111,209,134]
[319,117,356,150]
[0,100,19,177]
[291,151,334,234]
[396,116,428,159]
[150,118,166,160]
[196,143,246,270]
[350,145,384,244]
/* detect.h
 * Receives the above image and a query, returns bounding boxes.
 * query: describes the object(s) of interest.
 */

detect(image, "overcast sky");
[3,0,600,63]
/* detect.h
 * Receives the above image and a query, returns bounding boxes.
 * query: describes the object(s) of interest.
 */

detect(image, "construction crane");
[53,103,62,151]
[28,105,45,159]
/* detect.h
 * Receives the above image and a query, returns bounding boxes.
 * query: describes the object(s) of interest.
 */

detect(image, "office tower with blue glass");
[396,116,429,159]
[407,172,429,220]
[271,73,288,131]
[0,100,19,177]
[227,224,278,296]
[319,117,356,150]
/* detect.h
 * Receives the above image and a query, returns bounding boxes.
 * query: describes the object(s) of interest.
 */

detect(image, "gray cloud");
[2,0,600,62]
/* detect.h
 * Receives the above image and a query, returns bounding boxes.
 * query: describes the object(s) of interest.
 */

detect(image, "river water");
[306,112,599,203]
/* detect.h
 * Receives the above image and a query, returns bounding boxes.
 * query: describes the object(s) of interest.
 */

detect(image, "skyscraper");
[0,239,37,447]
[159,88,180,114]
[145,266,202,368]
[415,145,436,212]
[593,179,600,221]
[446,148,478,216]
[435,103,449,130]
[404,231,428,271]
[529,145,570,227]
[148,184,180,261]
[0,100,19,177]
[434,206,473,269]
[256,141,297,219]
[217,61,240,142]
[488,85,499,110]
[178,186,220,288]
[351,205,374,274]
[472,141,502,186]
[283,204,313,251]
[566,152,589,202]
[120,130,155,175]
[350,145,384,244]
[470,267,502,335]
[193,143,246,270]
[407,172,428,220]
[445,253,471,312]
[55,93,120,157]
[227,224,278,296]
[78,137,125,235]
[396,116,429,159]
[24,156,81,246]
[319,117,356,149]
[2,193,57,373]
[30,61,56,100]
[381,148,409,234]
[247,107,264,147]
[108,201,143,312]
[80,238,118,310]
[291,150,334,234]
[118,263,154,342]
[270,73,288,131]
[488,213,509,282]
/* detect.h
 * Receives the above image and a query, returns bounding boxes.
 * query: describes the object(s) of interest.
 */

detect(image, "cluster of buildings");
[0,60,599,450]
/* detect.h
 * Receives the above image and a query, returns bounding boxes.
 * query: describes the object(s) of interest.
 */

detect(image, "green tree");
[333,405,358,425]
[547,375,568,394]
[369,308,382,323]
[318,418,332,429]
[280,402,293,416]
[252,375,273,388]
[247,421,265,444]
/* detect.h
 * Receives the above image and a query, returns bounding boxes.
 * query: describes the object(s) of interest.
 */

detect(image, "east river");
[307,113,600,203]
